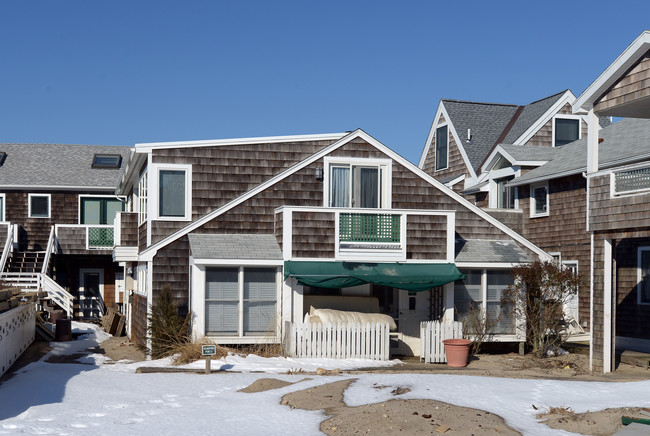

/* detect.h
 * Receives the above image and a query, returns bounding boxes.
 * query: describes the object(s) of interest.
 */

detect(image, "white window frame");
[488,168,520,209]
[28,193,51,219]
[191,262,282,342]
[552,115,582,148]
[136,263,148,297]
[637,247,650,305]
[0,193,5,222]
[434,123,449,172]
[323,157,392,209]
[150,163,192,221]
[530,183,549,218]
[78,194,124,225]
[137,170,148,225]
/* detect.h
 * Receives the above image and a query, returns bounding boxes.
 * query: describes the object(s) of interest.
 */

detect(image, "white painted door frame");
[79,268,105,318]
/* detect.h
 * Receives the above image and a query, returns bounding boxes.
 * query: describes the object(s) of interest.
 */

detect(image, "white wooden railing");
[0,273,74,318]
[0,223,14,274]
[55,224,115,250]
[0,303,35,377]
[41,226,57,274]
[420,320,464,363]
[283,321,390,360]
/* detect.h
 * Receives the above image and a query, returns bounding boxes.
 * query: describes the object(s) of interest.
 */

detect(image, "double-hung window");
[530,183,549,217]
[151,164,192,221]
[554,117,581,147]
[435,125,448,171]
[326,158,391,209]
[638,248,650,305]
[28,194,50,218]
[495,176,516,209]
[205,267,278,337]
[137,171,148,225]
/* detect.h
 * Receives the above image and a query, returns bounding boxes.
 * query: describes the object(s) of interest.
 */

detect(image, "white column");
[442,282,454,322]
[603,238,612,373]
[587,109,599,174]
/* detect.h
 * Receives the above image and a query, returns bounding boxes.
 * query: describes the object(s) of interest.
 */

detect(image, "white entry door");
[398,290,430,356]
[80,268,105,319]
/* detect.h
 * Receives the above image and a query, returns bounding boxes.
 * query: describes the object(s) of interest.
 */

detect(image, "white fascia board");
[445,174,465,187]
[0,185,117,192]
[141,128,550,263]
[455,262,525,269]
[418,102,477,180]
[481,146,514,173]
[117,151,147,195]
[192,258,284,266]
[512,90,577,145]
[135,132,347,153]
[574,31,650,112]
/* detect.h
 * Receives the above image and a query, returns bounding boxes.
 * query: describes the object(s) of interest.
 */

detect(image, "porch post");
[603,238,613,373]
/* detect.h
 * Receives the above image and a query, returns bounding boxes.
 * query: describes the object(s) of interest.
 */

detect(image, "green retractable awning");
[284,261,465,292]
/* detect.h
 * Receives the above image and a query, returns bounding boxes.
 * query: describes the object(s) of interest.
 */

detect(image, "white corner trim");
[512,90,577,145]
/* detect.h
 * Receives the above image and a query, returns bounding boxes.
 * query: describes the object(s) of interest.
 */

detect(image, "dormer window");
[324,158,391,209]
[92,154,122,169]
[554,117,581,147]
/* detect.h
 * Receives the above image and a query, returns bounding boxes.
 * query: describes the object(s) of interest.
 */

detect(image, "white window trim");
[530,183,549,218]
[78,194,124,225]
[488,168,520,209]
[0,193,5,222]
[552,115,582,148]
[150,163,192,221]
[190,261,281,342]
[323,157,392,209]
[637,247,650,305]
[434,123,449,172]
[28,193,51,219]
[137,170,148,225]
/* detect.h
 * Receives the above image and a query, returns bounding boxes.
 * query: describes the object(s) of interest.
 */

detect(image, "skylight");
[92,154,122,169]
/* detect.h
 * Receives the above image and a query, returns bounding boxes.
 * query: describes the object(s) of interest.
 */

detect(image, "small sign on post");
[202,345,217,374]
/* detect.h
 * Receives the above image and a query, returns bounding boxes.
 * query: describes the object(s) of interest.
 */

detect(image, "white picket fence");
[419,320,464,363]
[0,303,36,377]
[284,321,390,360]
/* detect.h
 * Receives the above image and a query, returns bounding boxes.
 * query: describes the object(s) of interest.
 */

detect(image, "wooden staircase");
[6,251,45,273]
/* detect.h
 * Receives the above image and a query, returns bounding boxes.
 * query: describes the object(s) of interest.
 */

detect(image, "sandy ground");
[5,337,650,435]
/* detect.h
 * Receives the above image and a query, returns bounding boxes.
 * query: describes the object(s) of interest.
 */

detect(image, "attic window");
[0,152,6,166]
[92,154,122,169]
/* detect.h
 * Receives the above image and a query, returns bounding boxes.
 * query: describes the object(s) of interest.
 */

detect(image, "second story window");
[554,117,580,147]
[435,125,448,171]
[494,176,516,209]
[530,183,549,217]
[137,171,148,225]
[325,158,391,209]
[80,197,124,225]
[152,164,192,221]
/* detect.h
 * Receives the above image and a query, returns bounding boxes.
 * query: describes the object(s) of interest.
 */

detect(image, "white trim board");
[574,31,650,112]
[139,129,552,262]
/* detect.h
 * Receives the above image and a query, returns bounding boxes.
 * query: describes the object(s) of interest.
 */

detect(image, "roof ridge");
[0,143,128,147]
[441,99,518,107]
[525,90,568,106]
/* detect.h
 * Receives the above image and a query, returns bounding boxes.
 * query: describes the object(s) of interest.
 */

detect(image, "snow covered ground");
[1,322,649,435]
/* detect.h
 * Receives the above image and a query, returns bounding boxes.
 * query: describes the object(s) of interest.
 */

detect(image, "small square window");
[29,194,50,218]
[531,184,548,217]
[554,118,580,147]
[92,154,122,169]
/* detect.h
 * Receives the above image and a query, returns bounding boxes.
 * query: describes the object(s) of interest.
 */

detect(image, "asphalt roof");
[509,117,650,186]
[0,143,130,189]
[442,100,519,172]
[502,91,567,144]
[188,233,283,260]
[497,144,558,163]
[455,238,530,263]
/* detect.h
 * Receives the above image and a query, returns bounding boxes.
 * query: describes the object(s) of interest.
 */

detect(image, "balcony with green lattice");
[339,213,401,245]
[88,227,114,248]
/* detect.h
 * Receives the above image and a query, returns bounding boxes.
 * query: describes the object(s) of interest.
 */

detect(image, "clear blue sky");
[1,1,648,164]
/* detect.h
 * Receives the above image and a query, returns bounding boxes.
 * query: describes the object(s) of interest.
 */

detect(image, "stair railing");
[41,226,57,275]
[0,223,14,276]
[40,274,74,318]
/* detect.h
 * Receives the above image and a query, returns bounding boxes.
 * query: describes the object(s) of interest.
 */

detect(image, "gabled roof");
[502,91,568,143]
[139,129,551,263]
[0,143,130,190]
[509,118,650,187]
[574,31,650,112]
[482,144,557,173]
[455,239,530,263]
[441,100,519,172]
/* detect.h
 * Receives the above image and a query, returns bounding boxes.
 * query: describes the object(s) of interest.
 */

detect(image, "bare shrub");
[458,303,500,357]
[502,261,582,358]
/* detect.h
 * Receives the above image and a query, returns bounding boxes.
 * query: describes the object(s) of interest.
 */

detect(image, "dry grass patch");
[172,340,229,365]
